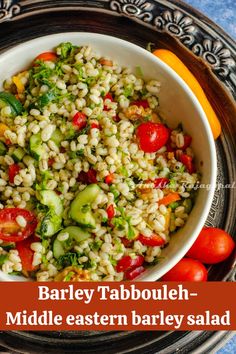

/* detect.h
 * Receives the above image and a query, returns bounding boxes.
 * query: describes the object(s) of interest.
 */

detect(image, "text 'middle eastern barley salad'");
[0,42,199,281]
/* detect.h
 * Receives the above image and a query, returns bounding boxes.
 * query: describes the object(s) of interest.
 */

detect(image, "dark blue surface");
[184,0,236,39]
[183,2,235,352]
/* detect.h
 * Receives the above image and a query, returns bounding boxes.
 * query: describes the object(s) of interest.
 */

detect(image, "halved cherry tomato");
[90,122,100,129]
[0,208,37,242]
[103,93,113,111]
[131,100,149,109]
[116,255,144,272]
[138,234,165,247]
[72,112,87,130]
[125,266,145,280]
[16,236,38,272]
[186,227,235,264]
[106,204,115,219]
[136,122,169,153]
[180,154,195,174]
[182,135,192,150]
[153,178,169,189]
[105,173,114,185]
[34,52,57,64]
[162,258,208,281]
[8,164,20,184]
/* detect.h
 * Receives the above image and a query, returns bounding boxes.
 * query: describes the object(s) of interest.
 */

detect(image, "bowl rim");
[0,32,217,281]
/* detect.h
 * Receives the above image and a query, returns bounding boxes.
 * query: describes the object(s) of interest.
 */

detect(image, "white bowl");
[0,33,217,281]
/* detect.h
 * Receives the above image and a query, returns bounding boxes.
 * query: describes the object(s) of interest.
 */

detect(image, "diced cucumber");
[38,190,63,216]
[69,184,100,228]
[53,226,91,259]
[29,133,45,161]
[0,92,23,116]
[0,141,7,156]
[12,147,25,162]
[51,128,63,146]
[38,212,62,237]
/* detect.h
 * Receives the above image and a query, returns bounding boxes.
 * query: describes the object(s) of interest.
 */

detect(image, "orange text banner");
[0,282,235,331]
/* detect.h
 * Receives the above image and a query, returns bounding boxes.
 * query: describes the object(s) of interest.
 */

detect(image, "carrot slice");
[158,192,181,206]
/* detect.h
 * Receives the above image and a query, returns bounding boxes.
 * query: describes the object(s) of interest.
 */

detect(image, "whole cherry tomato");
[186,227,235,264]
[0,208,37,242]
[162,258,208,281]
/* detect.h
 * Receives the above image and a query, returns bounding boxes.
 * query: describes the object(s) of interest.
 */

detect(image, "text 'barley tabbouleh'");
[0,42,199,281]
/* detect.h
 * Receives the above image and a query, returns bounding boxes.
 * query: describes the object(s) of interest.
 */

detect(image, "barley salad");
[0,42,199,281]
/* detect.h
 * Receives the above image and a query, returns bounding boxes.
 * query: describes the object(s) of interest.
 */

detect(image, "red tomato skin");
[9,164,20,183]
[90,123,100,129]
[72,112,87,130]
[182,135,192,150]
[34,52,57,62]
[138,234,165,247]
[162,258,208,282]
[180,154,195,174]
[106,205,115,219]
[131,100,149,109]
[126,266,145,280]
[116,255,144,273]
[16,237,37,271]
[186,227,235,264]
[48,158,55,167]
[0,208,37,242]
[77,169,97,184]
[136,122,169,153]
[153,178,169,189]
[103,93,113,111]
[105,173,114,185]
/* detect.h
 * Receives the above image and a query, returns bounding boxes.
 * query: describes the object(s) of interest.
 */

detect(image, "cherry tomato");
[153,178,169,189]
[136,122,169,153]
[182,135,192,150]
[186,227,235,264]
[0,208,37,242]
[34,52,57,64]
[72,112,87,130]
[121,238,133,247]
[131,100,149,109]
[103,93,113,111]
[90,122,100,129]
[8,164,21,184]
[5,139,11,145]
[126,266,145,280]
[180,154,195,174]
[106,205,115,219]
[138,234,165,247]
[162,258,208,281]
[16,236,38,272]
[116,255,144,272]
[105,173,114,185]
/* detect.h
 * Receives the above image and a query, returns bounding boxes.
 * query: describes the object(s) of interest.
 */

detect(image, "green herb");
[91,240,103,251]
[169,201,179,210]
[57,252,78,268]
[10,271,22,276]
[64,271,74,281]
[110,186,120,202]
[37,91,55,109]
[118,166,129,178]
[83,259,96,270]
[58,42,76,60]
[168,179,177,190]
[123,85,133,98]
[0,254,8,266]
[109,256,117,267]
[1,243,15,251]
